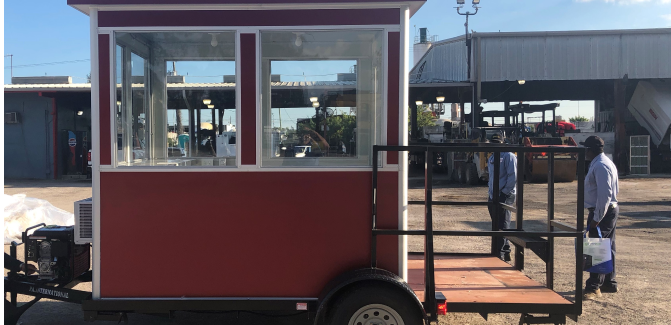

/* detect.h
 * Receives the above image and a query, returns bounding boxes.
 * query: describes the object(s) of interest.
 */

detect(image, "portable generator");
[22,224,90,283]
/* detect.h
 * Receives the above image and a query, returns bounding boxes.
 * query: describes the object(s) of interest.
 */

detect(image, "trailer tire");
[465,163,479,185]
[327,284,423,325]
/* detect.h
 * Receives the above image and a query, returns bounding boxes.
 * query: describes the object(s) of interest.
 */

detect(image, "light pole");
[456,0,481,129]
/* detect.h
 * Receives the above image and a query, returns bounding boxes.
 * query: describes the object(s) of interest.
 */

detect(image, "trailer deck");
[408,254,572,306]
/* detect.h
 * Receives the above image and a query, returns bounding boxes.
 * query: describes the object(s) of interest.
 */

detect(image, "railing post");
[547,152,555,290]
[576,149,586,315]
[371,146,379,268]
[424,148,436,320]
[492,151,500,256]
[515,149,525,270]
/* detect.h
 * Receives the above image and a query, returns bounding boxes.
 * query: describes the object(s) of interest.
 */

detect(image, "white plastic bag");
[581,226,614,274]
[3,194,74,244]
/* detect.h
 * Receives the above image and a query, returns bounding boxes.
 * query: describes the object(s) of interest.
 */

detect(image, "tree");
[408,106,437,130]
[569,116,589,123]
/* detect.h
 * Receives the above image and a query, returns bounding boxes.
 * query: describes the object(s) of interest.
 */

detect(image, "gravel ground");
[4,177,671,324]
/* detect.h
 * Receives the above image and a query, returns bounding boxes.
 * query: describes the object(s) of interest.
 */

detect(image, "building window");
[115,32,236,167]
[260,30,384,167]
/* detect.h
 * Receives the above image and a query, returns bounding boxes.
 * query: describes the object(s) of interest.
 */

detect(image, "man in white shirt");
[580,135,619,300]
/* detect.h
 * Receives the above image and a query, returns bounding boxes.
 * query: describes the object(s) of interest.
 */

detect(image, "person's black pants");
[488,192,515,258]
[585,205,618,291]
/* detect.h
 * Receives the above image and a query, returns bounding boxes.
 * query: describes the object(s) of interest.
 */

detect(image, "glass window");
[260,30,384,167]
[115,32,236,167]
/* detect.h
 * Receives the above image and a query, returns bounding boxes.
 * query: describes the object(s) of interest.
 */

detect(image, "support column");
[504,101,510,127]
[459,89,466,137]
[614,79,628,174]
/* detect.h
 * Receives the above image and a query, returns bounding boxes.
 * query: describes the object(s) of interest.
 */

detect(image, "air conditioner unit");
[5,112,20,124]
[74,198,93,244]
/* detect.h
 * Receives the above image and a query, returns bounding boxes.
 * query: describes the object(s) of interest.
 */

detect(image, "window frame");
[105,26,395,171]
[257,28,388,169]
[112,30,239,168]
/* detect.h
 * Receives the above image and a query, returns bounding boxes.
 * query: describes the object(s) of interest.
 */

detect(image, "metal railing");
[371,143,586,320]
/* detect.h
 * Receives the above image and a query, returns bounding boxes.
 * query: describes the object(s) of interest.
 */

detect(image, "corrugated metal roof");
[410,35,468,84]
[411,28,671,84]
[4,81,356,92]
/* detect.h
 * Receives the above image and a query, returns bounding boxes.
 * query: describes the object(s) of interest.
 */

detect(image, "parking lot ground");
[4,178,671,324]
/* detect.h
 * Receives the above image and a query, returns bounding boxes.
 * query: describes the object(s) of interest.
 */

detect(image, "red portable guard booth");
[69,0,426,322]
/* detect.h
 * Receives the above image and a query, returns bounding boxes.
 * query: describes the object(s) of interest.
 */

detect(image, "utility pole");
[5,54,13,80]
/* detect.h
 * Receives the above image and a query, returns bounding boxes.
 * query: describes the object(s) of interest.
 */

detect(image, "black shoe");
[499,253,512,262]
[600,285,618,293]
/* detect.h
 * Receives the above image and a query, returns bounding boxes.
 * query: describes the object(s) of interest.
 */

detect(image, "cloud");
[662,13,671,20]
[577,0,671,4]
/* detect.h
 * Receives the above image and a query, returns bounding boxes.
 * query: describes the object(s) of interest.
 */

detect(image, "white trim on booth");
[90,7,101,300]
[235,30,243,167]
[398,5,410,282]
[255,30,262,168]
[381,28,389,169]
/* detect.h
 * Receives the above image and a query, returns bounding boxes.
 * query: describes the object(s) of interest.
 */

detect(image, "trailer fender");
[313,268,426,325]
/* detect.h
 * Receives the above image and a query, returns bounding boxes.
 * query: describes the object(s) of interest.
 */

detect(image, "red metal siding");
[240,34,256,165]
[97,9,400,27]
[99,171,398,297]
[98,34,111,165]
[386,32,400,165]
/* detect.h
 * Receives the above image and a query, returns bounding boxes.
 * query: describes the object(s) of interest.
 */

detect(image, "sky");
[3,0,671,122]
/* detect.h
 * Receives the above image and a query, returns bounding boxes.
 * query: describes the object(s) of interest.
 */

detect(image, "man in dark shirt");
[487,134,517,262]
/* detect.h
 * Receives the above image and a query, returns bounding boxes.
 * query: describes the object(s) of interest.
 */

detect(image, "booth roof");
[68,0,426,16]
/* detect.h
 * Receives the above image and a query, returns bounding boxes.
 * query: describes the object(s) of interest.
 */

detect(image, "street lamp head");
[456,0,465,4]
[312,102,320,108]
[472,0,480,5]
[415,100,423,106]
[203,99,211,105]
[436,96,445,103]
[518,80,526,85]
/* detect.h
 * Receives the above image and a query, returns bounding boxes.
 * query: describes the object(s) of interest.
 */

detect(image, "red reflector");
[87,152,91,161]
[437,302,447,315]
[541,152,546,156]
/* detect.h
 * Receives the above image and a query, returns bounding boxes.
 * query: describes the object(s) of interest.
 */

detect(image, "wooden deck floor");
[408,254,572,305]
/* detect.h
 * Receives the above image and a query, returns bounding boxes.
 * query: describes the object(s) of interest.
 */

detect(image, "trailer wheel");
[465,163,479,185]
[328,284,423,325]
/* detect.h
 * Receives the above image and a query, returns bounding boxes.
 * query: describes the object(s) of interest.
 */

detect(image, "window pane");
[115,32,236,167]
[260,30,384,167]
[115,45,123,159]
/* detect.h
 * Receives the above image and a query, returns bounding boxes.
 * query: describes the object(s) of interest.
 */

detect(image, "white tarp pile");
[3,194,74,244]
